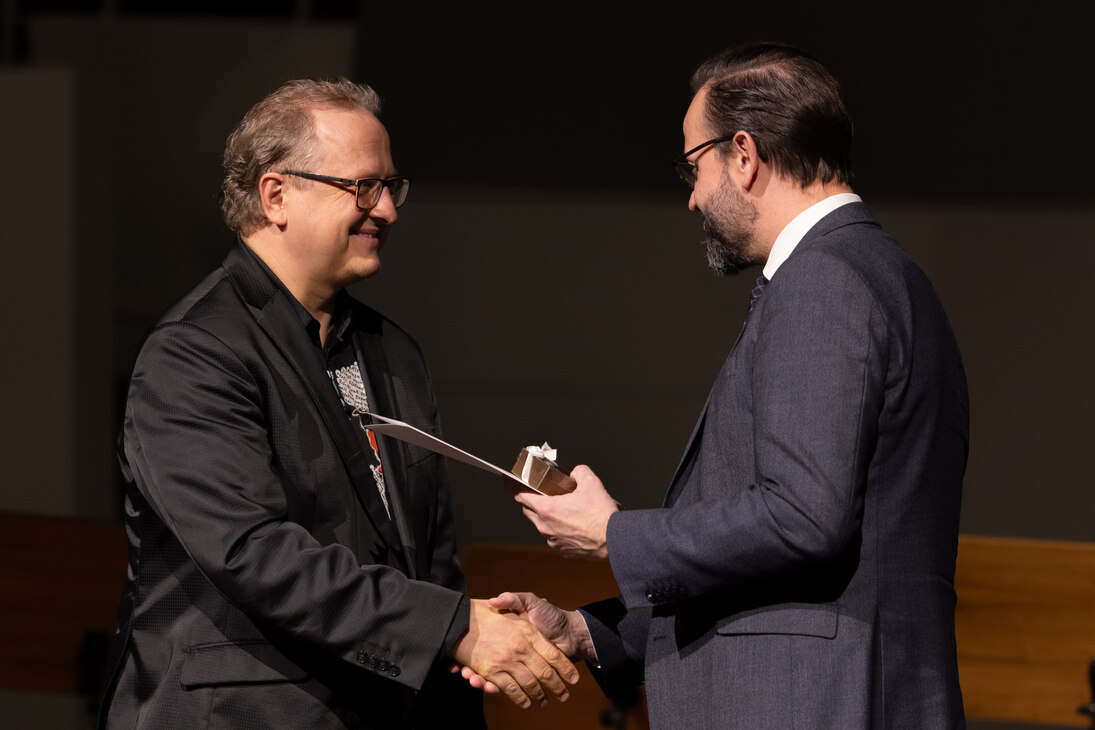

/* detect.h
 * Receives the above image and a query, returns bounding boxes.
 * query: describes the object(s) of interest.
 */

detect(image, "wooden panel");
[956,535,1095,727]
[461,542,649,730]
[0,511,126,694]
[5,513,1092,729]
[465,537,1095,729]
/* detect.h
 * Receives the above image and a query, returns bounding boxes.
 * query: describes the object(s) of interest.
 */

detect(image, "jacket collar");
[763,194,865,280]
[221,240,410,572]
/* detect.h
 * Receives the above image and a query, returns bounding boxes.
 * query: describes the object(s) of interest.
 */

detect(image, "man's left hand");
[514,464,620,560]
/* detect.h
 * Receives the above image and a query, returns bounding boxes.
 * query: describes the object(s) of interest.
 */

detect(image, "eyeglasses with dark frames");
[281,171,411,210]
[671,135,737,188]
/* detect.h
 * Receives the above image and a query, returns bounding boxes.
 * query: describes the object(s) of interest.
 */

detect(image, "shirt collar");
[240,238,353,350]
[762,192,862,280]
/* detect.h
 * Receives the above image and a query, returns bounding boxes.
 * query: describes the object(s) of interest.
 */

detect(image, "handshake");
[448,592,595,709]
[448,463,621,708]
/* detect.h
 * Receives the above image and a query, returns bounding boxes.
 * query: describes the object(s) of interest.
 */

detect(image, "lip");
[351,229,382,246]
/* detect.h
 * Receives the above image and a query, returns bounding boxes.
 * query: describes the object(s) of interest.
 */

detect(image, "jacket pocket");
[181,640,310,688]
[715,603,839,639]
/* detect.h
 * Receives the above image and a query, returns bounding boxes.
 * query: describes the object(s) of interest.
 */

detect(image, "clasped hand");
[456,592,596,699]
[449,465,617,707]
[450,598,579,709]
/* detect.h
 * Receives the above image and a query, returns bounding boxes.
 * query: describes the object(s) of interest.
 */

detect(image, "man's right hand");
[489,591,596,662]
[450,598,579,709]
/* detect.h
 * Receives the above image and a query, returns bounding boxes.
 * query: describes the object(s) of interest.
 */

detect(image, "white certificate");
[364,413,542,494]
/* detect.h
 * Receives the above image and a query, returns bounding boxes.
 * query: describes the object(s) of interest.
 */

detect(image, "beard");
[700,181,761,277]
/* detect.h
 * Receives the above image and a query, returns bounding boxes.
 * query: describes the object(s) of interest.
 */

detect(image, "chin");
[334,257,382,289]
[351,258,382,282]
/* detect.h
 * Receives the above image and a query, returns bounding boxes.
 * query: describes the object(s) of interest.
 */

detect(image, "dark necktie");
[745,274,769,322]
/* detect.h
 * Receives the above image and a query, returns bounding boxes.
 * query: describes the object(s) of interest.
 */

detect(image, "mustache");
[701,212,718,235]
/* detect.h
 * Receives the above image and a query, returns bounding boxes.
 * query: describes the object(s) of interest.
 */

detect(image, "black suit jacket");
[100,241,483,729]
[583,203,968,728]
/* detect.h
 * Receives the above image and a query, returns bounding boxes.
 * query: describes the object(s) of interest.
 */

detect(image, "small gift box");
[511,443,577,495]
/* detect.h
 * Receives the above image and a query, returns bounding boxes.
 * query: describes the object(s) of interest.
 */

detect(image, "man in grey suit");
[99,78,577,729]
[475,42,969,728]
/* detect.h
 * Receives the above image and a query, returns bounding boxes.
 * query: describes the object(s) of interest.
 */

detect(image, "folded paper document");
[364,413,571,496]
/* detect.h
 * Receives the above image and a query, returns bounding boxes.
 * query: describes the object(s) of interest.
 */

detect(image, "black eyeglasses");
[281,171,410,210]
[671,135,736,188]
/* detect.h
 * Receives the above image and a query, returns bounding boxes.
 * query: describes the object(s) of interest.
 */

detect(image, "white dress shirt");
[763,193,862,280]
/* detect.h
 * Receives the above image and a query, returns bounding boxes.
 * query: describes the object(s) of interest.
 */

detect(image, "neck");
[243,229,339,343]
[756,177,854,255]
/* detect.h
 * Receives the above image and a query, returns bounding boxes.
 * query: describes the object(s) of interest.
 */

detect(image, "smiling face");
[281,107,399,299]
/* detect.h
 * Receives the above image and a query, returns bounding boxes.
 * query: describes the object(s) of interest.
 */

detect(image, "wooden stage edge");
[1,511,1092,728]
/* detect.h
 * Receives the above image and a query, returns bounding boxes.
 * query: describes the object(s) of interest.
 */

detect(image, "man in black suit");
[477,43,969,728]
[99,78,577,729]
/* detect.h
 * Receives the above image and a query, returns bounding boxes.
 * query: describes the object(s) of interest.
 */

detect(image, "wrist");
[593,509,618,561]
[566,609,597,663]
[442,595,472,659]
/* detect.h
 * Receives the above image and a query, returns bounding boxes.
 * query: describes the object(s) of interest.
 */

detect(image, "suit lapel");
[222,244,408,569]
[663,409,704,507]
[352,327,420,579]
[664,312,751,507]
[664,204,879,508]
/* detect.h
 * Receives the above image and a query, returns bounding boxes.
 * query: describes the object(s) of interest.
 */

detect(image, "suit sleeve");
[123,321,463,690]
[577,598,650,696]
[605,250,887,609]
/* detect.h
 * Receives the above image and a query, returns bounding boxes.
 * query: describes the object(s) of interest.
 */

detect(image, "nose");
[688,189,699,212]
[369,186,398,224]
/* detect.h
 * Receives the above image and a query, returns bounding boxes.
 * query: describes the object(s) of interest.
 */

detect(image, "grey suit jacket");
[99,241,484,729]
[582,203,968,729]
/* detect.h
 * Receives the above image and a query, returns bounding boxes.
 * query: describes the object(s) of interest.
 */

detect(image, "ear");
[727,131,761,191]
[257,173,289,227]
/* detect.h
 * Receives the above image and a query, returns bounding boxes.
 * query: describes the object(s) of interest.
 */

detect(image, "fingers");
[464,654,542,708]
[504,624,574,706]
[498,668,541,708]
[490,595,519,612]
[488,591,526,612]
[496,638,574,708]
[519,660,564,707]
[460,665,501,694]
[570,463,596,481]
[493,626,578,708]
[455,600,577,709]
[503,474,537,498]
[520,505,542,527]
[530,628,580,687]
[513,491,542,512]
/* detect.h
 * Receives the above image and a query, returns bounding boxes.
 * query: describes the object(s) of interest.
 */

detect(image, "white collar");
[763,193,862,280]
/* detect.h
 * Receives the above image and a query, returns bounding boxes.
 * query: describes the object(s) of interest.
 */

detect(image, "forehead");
[682,86,712,146]
[310,107,392,170]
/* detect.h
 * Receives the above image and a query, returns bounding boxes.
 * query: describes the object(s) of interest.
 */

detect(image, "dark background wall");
[2,0,1091,537]
[345,2,1095,548]
[3,0,1092,540]
[360,2,1093,205]
[1,1,1092,728]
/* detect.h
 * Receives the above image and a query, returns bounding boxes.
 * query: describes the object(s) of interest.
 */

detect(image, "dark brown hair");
[691,42,853,187]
